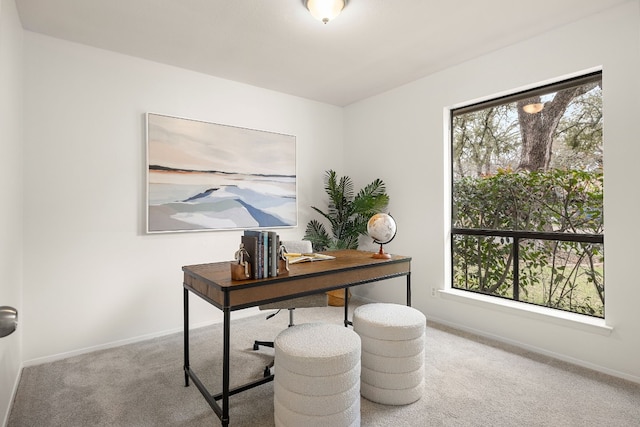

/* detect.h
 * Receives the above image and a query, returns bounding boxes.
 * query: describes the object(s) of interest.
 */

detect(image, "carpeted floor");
[8,300,640,426]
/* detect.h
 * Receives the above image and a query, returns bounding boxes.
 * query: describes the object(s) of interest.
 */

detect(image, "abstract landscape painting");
[146,113,297,233]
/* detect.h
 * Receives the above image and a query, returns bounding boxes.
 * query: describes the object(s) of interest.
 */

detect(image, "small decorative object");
[230,243,252,280]
[278,244,290,275]
[367,213,397,259]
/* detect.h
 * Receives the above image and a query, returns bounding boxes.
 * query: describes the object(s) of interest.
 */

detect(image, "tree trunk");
[516,87,588,171]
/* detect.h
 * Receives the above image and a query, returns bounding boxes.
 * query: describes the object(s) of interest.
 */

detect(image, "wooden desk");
[182,249,411,426]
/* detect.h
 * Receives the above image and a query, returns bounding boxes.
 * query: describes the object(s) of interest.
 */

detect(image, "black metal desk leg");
[407,272,412,306]
[344,288,350,327]
[183,288,190,387]
[222,307,231,426]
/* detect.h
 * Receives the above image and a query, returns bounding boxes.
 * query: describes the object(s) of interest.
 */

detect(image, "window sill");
[439,289,613,336]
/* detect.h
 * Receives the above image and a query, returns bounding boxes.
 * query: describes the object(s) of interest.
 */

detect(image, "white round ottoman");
[274,323,361,427]
[353,303,426,405]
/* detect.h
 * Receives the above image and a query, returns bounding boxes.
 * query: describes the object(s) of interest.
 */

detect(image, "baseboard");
[2,363,23,427]
[427,315,640,385]
[22,308,261,368]
[22,325,204,367]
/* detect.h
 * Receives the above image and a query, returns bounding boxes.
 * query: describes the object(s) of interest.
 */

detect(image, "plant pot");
[327,289,351,307]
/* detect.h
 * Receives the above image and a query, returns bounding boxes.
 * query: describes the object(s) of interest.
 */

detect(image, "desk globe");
[367,213,397,259]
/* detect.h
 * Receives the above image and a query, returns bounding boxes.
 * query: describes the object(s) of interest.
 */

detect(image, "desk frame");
[182,249,411,426]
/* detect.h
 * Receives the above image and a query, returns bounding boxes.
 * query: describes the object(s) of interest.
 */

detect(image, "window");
[451,72,604,318]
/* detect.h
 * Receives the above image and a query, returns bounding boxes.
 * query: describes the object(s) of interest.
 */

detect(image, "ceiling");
[15,0,632,106]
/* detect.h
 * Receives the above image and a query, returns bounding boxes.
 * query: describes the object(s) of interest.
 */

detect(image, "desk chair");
[253,240,328,375]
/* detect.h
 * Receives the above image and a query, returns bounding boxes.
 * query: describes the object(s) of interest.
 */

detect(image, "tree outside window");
[451,72,604,318]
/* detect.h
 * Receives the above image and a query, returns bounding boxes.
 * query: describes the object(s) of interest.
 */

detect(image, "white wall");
[21,32,344,363]
[0,0,23,424]
[346,2,640,382]
[8,1,640,413]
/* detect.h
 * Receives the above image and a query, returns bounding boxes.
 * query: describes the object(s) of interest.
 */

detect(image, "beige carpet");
[8,300,640,426]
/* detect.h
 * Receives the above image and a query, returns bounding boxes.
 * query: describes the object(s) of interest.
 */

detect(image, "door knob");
[0,306,18,338]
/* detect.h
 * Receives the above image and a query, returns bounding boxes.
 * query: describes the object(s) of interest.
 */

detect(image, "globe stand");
[372,243,391,259]
[367,213,397,260]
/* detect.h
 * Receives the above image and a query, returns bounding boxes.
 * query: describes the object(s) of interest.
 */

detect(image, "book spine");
[268,231,278,277]
[262,231,269,278]
[244,230,264,278]
[266,232,273,277]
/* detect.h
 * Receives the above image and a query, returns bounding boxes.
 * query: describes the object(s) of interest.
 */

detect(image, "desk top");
[183,249,411,310]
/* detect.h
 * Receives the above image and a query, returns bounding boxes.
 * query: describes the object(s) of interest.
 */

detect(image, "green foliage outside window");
[452,169,604,317]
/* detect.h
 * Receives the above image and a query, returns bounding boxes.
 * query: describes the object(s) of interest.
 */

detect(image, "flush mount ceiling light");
[304,0,347,24]
[522,103,544,114]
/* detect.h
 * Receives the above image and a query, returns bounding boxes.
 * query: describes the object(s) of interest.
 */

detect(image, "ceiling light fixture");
[522,103,544,114]
[304,0,347,24]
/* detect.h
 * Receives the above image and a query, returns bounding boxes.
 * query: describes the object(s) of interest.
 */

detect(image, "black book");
[268,231,278,277]
[244,230,264,278]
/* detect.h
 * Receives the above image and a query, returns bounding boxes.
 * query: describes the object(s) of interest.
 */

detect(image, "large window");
[451,72,604,318]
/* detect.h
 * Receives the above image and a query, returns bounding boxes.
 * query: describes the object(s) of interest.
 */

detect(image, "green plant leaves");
[452,169,604,317]
[305,170,389,251]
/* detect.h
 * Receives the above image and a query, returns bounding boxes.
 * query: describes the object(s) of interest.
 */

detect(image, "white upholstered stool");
[353,303,426,405]
[274,323,361,427]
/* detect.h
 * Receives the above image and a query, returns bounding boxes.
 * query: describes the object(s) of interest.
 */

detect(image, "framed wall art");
[146,113,297,233]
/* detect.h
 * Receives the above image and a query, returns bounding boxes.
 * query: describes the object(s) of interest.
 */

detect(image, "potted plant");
[304,170,390,304]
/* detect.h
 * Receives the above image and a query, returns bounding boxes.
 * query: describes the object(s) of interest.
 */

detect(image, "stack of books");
[241,230,281,279]
[238,231,337,280]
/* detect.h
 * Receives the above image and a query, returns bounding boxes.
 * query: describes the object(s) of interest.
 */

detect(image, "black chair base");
[253,307,297,377]
[253,340,274,350]
[253,340,275,377]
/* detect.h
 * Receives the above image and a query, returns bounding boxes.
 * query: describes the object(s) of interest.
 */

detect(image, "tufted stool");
[353,303,426,405]
[274,323,361,427]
